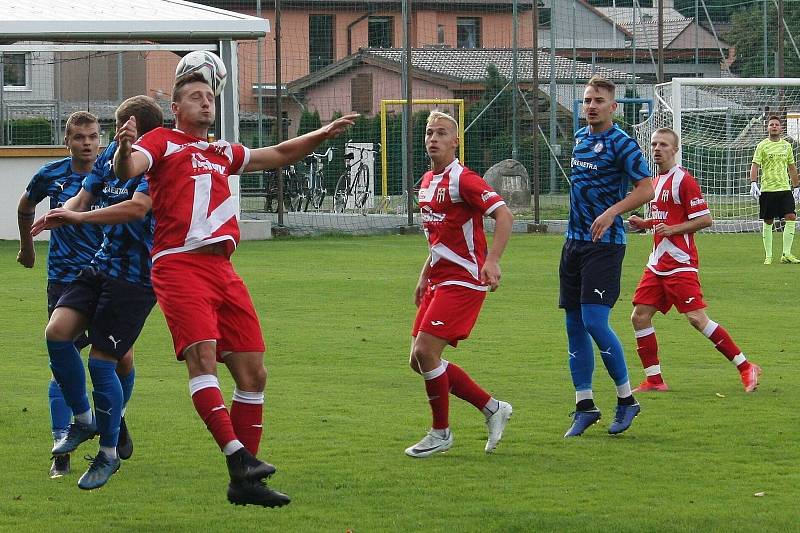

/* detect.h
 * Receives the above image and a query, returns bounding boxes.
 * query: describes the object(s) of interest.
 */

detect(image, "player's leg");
[761,191,774,263]
[45,282,73,477]
[780,203,799,262]
[560,241,601,437]
[684,308,761,392]
[630,271,669,392]
[578,243,639,435]
[116,349,135,460]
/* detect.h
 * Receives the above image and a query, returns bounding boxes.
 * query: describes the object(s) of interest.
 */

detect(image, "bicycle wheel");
[353,164,371,209]
[311,187,326,210]
[333,173,349,213]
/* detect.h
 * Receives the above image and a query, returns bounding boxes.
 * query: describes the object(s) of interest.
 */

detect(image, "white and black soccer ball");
[175,51,227,97]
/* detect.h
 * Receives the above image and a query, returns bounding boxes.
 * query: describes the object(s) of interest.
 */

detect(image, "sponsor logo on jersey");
[103,185,129,196]
[420,205,445,223]
[593,142,604,153]
[481,190,498,202]
[191,152,227,175]
[571,158,598,171]
[690,197,706,207]
[650,208,668,221]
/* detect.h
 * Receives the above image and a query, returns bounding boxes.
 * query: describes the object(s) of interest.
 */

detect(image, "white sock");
[482,397,500,418]
[100,446,118,459]
[222,440,245,456]
[74,410,93,425]
[431,427,449,438]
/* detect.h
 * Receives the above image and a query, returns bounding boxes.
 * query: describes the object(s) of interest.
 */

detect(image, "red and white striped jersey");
[647,165,711,276]
[133,127,250,262]
[418,159,506,291]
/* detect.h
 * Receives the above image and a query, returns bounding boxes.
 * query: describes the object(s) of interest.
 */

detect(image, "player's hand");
[750,181,760,200]
[414,281,427,307]
[16,247,35,268]
[114,115,138,153]
[590,210,615,242]
[320,114,359,139]
[480,259,502,291]
[653,223,677,237]
[31,208,82,236]
[793,187,800,203]
[628,215,647,230]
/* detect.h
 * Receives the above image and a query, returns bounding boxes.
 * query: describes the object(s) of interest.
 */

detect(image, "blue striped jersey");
[567,124,651,244]
[25,158,103,283]
[83,142,154,287]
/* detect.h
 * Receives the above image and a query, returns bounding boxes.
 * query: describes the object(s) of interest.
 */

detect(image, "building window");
[309,15,335,73]
[538,8,551,28]
[351,73,373,114]
[437,25,445,45]
[3,53,28,88]
[457,18,481,49]
[368,16,394,48]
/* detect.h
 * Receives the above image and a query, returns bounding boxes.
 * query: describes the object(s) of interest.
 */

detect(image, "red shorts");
[412,284,487,347]
[632,269,706,315]
[151,253,266,359]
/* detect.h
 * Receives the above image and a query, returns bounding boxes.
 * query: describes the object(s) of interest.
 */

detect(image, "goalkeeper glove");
[750,181,760,200]
[793,187,800,203]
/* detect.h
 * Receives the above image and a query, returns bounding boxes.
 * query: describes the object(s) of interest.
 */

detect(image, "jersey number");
[186,173,238,243]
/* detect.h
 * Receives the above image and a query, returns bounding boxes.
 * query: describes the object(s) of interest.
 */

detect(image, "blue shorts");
[55,267,156,358]
[559,239,626,310]
[48,281,90,350]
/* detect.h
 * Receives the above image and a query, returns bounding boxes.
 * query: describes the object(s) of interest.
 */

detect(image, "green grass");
[0,234,797,532]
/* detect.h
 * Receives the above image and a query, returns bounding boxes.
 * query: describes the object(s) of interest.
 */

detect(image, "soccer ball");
[175,51,227,97]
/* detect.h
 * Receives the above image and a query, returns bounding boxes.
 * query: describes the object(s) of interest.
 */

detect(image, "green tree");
[296,109,321,136]
[725,3,800,78]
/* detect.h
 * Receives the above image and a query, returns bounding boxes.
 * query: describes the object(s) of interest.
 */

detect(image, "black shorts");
[759,190,795,220]
[559,239,626,310]
[55,267,156,359]
[47,281,90,350]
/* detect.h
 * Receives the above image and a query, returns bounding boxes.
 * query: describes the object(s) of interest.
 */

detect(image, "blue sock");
[565,308,595,392]
[581,304,629,386]
[47,340,91,416]
[89,358,123,448]
[48,378,72,439]
[119,368,135,414]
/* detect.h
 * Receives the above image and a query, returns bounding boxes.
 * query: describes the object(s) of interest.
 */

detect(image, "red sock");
[231,389,264,456]
[635,328,663,384]
[190,381,238,451]
[704,321,744,362]
[423,365,450,430]
[445,361,490,411]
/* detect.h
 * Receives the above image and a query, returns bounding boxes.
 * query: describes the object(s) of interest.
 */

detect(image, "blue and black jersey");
[84,142,154,287]
[26,158,103,283]
[567,124,651,245]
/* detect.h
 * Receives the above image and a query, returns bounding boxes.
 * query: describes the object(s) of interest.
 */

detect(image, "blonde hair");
[653,127,679,147]
[426,110,459,131]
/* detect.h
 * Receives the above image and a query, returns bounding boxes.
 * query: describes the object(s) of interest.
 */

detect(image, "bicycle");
[301,147,333,211]
[333,142,380,213]
[256,165,302,213]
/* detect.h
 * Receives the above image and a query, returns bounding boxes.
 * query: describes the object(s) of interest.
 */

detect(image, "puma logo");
[96,407,112,416]
[430,320,445,326]
[685,297,696,304]
[568,350,578,359]
[108,335,121,349]
[593,288,606,299]
[56,181,66,191]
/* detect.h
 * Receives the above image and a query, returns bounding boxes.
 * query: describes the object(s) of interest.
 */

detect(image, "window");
[351,73,373,114]
[457,18,481,49]
[3,53,28,88]
[309,15,335,73]
[368,16,394,48]
[538,8,551,28]
[437,25,445,45]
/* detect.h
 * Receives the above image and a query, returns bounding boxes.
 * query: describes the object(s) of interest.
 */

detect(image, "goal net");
[634,78,800,233]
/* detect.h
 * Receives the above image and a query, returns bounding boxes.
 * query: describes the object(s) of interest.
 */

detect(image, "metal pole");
[257,0,264,148]
[694,0,699,72]
[275,0,284,226]
[512,0,518,160]
[548,0,557,195]
[764,0,769,77]
[657,0,664,83]
[117,52,123,104]
[532,1,540,222]
[0,53,5,145]
[571,0,576,108]
[404,0,414,225]
[777,0,784,78]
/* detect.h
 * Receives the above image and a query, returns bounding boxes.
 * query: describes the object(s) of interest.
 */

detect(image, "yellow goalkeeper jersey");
[753,138,796,192]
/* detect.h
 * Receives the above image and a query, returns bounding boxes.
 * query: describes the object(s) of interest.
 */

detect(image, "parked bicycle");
[240,166,304,213]
[301,147,333,211]
[333,142,380,213]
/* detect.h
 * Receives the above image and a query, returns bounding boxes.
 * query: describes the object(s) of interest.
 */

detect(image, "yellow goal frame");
[379,99,465,199]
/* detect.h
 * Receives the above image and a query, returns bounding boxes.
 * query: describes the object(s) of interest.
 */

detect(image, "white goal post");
[635,78,800,233]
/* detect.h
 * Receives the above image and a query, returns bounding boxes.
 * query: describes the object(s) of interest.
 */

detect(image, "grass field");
[1,233,798,532]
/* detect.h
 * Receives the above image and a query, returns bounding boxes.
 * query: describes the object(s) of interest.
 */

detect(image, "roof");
[0,0,269,42]
[199,0,532,10]
[363,48,635,83]
[596,6,726,50]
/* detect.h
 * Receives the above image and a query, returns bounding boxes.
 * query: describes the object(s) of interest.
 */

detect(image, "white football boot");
[404,429,453,458]
[485,401,513,453]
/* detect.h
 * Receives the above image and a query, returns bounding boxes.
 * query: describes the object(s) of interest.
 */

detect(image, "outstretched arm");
[31,192,151,236]
[244,114,359,172]
[481,205,514,291]
[113,116,150,180]
[16,194,37,268]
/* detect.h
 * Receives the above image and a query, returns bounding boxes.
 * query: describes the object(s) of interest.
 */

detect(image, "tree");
[725,2,800,78]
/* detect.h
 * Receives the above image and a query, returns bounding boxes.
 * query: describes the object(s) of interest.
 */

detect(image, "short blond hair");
[426,110,459,131]
[653,127,679,147]
[64,111,99,138]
